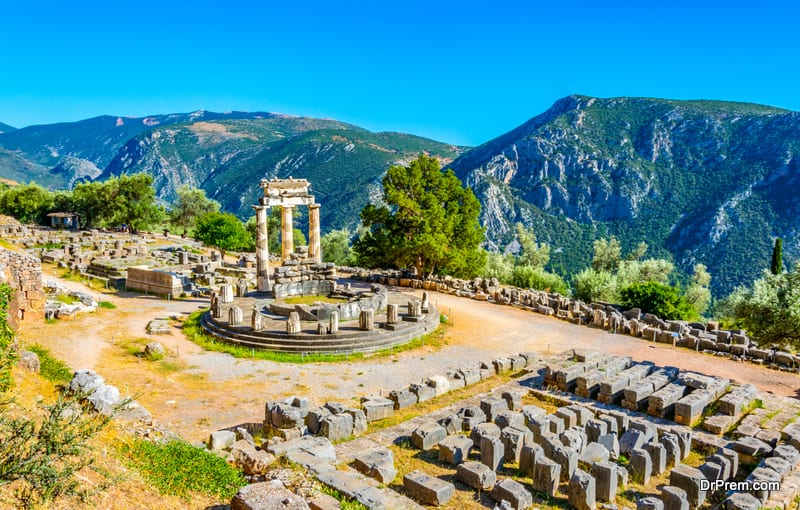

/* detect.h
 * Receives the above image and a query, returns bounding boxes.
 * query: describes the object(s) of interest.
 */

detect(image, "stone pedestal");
[251,306,263,331]
[387,303,399,324]
[228,306,243,326]
[359,309,374,331]
[220,284,234,303]
[329,311,339,334]
[287,311,301,334]
[308,203,321,262]
[281,206,293,260]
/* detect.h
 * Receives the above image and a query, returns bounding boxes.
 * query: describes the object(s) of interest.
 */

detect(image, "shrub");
[510,265,570,295]
[619,282,695,320]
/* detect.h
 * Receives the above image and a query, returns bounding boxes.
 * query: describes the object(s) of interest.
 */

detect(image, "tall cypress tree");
[771,238,784,275]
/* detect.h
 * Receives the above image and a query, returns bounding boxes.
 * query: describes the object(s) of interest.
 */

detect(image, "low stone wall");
[343,268,798,372]
[0,247,44,327]
[125,267,184,297]
[272,261,337,299]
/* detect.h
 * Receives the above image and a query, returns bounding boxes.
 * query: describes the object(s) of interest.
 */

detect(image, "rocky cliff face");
[448,95,800,295]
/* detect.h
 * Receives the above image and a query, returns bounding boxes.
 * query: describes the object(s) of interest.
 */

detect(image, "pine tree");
[771,238,783,275]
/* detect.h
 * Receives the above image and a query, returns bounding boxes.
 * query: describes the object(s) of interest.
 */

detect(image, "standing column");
[253,205,270,292]
[308,203,321,262]
[281,206,294,260]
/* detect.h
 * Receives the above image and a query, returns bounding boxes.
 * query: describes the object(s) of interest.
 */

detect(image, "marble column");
[253,206,270,292]
[281,206,294,260]
[308,203,321,262]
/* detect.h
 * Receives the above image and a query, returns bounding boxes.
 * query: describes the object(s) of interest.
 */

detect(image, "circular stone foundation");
[200,288,440,354]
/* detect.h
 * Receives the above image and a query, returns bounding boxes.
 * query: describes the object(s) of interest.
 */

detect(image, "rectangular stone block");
[480,436,505,472]
[411,422,447,451]
[568,469,596,510]
[492,478,532,510]
[438,435,472,465]
[403,470,454,506]
[360,396,394,422]
[592,460,618,502]
[533,457,561,496]
[456,461,496,490]
[669,464,707,509]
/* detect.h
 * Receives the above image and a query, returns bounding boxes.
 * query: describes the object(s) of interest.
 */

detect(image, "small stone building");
[47,212,80,230]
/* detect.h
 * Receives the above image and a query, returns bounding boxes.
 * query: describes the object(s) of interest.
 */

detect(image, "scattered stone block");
[556,407,579,429]
[533,457,561,496]
[403,470,454,506]
[568,469,596,510]
[481,396,508,422]
[638,496,664,510]
[320,413,353,442]
[745,466,781,503]
[552,445,578,482]
[586,419,608,443]
[717,446,739,479]
[492,479,532,510]
[519,444,544,477]
[597,433,620,460]
[547,414,566,435]
[724,492,761,510]
[471,422,501,445]
[495,410,525,430]
[458,405,487,431]
[620,428,647,455]
[438,435,473,465]
[522,405,547,424]
[409,383,435,403]
[669,464,707,509]
[661,486,689,510]
[501,426,526,463]
[579,442,610,466]
[426,375,450,396]
[698,461,723,483]
[773,444,800,467]
[644,442,667,475]
[411,422,447,451]
[707,453,731,481]
[353,447,397,484]
[660,433,681,467]
[731,436,773,462]
[456,461,496,490]
[591,460,617,502]
[438,413,463,435]
[231,481,309,510]
[209,430,236,451]
[629,448,652,485]
[360,396,394,422]
[345,408,367,436]
[388,389,416,410]
[481,436,505,472]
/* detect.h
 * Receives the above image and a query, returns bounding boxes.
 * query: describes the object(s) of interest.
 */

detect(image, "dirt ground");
[19,273,800,444]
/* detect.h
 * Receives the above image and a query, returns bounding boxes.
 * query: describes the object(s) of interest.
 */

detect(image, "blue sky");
[1,1,798,145]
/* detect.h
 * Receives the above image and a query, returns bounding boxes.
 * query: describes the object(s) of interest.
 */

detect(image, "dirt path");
[18,276,800,442]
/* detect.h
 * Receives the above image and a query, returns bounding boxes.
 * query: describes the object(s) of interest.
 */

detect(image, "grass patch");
[98,301,117,309]
[117,438,245,500]
[182,311,445,363]
[318,484,369,510]
[53,293,80,305]
[27,344,73,384]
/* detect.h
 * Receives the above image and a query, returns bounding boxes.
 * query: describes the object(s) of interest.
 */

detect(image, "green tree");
[321,229,355,266]
[615,258,674,289]
[591,237,622,272]
[719,268,800,347]
[573,267,617,303]
[515,223,550,269]
[483,251,514,283]
[71,173,162,230]
[620,282,695,320]
[354,155,485,277]
[626,241,649,261]
[169,185,220,235]
[684,263,712,316]
[195,212,252,259]
[510,265,570,295]
[771,238,784,275]
[0,183,54,224]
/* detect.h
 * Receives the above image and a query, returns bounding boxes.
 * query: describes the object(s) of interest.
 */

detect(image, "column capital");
[308,203,321,209]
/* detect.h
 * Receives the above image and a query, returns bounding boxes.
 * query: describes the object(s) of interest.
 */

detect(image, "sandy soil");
[19,274,800,443]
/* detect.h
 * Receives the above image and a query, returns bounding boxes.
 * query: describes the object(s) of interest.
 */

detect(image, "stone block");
[598,415,619,436]
[522,405,546,424]
[502,390,523,411]
[305,407,331,435]
[661,486,689,510]
[230,482,308,510]
[320,413,353,442]
[411,422,447,451]
[353,447,397,484]
[591,460,617,502]
[724,492,761,510]
[533,457,561,496]
[519,444,544,477]
[644,442,667,475]
[481,396,508,422]
[773,444,800,467]
[629,448,652,485]
[669,464,707,509]
[660,433,681,467]
[568,469,596,510]
[731,436,773,461]
[403,470,454,506]
[438,413,463,435]
[438,435,472,465]
[698,461,723,483]
[480,436,505,472]
[745,466,781,503]
[495,410,525,430]
[579,442,610,466]
[586,419,608,443]
[388,389,417,410]
[360,396,394,422]
[552,445,578,482]
[556,407,579,429]
[547,414,566,435]
[456,461,496,490]
[426,375,450,396]
[717,447,739,479]
[471,422,501,445]
[707,454,731,481]
[561,426,588,453]
[638,496,664,510]
[497,427,524,464]
[597,433,620,460]
[458,405,487,431]
[620,428,647,455]
[345,408,367,436]
[409,383,435,403]
[492,478,532,510]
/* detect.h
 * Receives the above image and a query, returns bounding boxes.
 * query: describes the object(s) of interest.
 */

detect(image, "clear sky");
[1,1,798,146]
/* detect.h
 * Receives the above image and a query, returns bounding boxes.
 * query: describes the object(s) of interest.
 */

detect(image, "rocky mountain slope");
[0,113,463,228]
[0,121,16,134]
[447,95,800,295]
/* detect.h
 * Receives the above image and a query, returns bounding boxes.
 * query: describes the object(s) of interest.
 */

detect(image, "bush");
[619,282,696,320]
[510,265,570,295]
[117,439,245,499]
[573,267,617,303]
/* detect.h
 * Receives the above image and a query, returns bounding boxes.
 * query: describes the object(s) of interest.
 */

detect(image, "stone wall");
[125,267,185,297]
[272,261,337,299]
[0,247,44,328]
